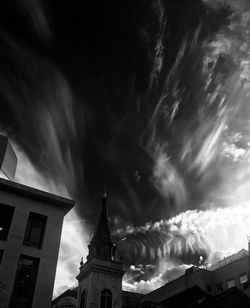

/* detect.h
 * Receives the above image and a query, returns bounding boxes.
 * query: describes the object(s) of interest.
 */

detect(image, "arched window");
[80,290,86,308]
[100,289,112,308]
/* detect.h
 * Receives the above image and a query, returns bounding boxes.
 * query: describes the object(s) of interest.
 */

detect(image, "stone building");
[76,194,125,308]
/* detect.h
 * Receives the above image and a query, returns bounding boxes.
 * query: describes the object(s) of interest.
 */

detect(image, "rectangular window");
[206,284,212,293]
[0,203,15,241]
[10,255,40,308]
[0,249,3,264]
[23,212,47,249]
[215,283,223,293]
[240,274,249,289]
[227,279,235,288]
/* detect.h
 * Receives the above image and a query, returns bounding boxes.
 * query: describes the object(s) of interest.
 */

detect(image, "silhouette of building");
[0,177,74,308]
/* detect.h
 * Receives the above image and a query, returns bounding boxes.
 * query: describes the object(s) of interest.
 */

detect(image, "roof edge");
[0,178,74,213]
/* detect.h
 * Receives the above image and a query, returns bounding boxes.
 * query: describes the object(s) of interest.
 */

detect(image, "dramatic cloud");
[1,0,250,296]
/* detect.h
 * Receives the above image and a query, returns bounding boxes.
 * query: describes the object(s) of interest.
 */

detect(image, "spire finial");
[103,185,108,200]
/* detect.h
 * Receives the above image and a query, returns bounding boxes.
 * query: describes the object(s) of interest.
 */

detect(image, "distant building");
[52,287,78,308]
[137,247,250,308]
[140,247,250,307]
[0,177,74,308]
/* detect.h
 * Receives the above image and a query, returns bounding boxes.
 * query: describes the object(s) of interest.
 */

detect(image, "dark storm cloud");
[114,215,210,282]
[0,0,237,286]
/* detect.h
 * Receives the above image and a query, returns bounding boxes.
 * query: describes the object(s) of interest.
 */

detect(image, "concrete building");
[0,178,74,308]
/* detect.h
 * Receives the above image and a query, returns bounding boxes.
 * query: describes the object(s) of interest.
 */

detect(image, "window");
[80,290,86,308]
[240,274,249,289]
[23,212,47,249]
[0,249,3,264]
[215,283,223,293]
[0,203,15,240]
[227,279,235,288]
[10,255,40,308]
[100,289,112,308]
[206,284,212,293]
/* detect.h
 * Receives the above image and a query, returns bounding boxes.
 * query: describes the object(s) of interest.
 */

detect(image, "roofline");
[142,252,249,300]
[211,254,249,272]
[0,178,74,214]
[52,287,78,303]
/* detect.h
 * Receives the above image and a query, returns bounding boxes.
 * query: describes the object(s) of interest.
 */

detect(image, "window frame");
[80,290,86,308]
[23,212,47,249]
[215,283,223,294]
[10,254,40,308]
[239,273,249,290]
[227,278,236,289]
[0,203,15,241]
[100,288,112,308]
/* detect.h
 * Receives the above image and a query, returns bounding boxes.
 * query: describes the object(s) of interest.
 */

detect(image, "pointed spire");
[90,194,112,244]
[87,194,115,261]
[103,185,107,199]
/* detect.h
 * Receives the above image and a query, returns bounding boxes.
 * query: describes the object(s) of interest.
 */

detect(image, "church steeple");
[76,194,125,308]
[87,194,116,261]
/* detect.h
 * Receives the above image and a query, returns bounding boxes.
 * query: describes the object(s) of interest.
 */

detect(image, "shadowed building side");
[0,178,74,308]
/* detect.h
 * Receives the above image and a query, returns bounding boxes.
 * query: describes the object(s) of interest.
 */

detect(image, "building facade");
[0,178,74,308]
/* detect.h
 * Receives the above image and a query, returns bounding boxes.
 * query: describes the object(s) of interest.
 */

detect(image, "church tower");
[76,195,125,308]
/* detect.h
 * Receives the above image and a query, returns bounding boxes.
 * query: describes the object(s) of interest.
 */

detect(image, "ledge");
[0,178,74,214]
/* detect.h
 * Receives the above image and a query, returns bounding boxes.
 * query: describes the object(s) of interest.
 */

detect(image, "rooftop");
[208,249,249,270]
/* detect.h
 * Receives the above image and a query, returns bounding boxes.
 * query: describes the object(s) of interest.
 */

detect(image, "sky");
[1,0,250,296]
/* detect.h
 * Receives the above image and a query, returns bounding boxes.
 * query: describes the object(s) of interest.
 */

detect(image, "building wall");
[122,291,142,308]
[187,268,213,294]
[213,256,250,297]
[0,188,69,308]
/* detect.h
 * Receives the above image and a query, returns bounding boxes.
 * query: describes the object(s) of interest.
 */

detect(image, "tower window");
[100,289,112,308]
[23,212,47,249]
[80,290,86,308]
[0,203,15,241]
[10,254,40,308]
